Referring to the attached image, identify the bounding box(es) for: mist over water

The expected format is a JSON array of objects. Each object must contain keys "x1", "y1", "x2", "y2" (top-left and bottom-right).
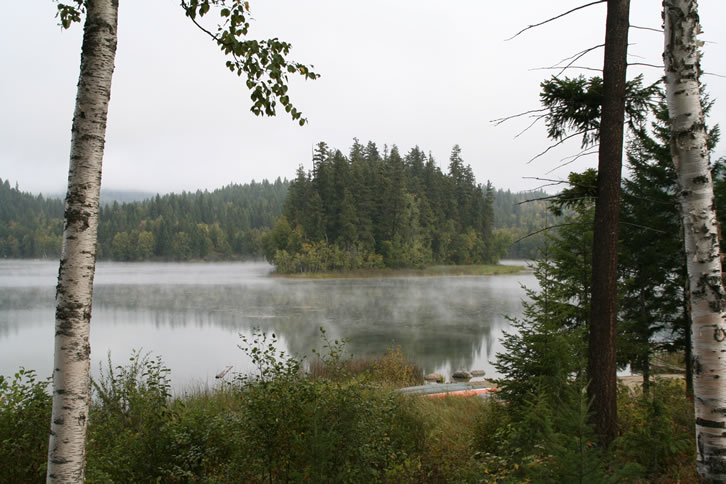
[{"x1": 0, "y1": 260, "x2": 535, "y2": 390}]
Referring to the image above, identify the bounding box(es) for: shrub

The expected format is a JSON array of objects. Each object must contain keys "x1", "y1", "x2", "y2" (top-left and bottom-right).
[
  {"x1": 224, "y1": 330, "x2": 426, "y2": 482},
  {"x1": 86, "y1": 351, "x2": 176, "y2": 482},
  {"x1": 0, "y1": 368, "x2": 51, "y2": 483},
  {"x1": 615, "y1": 378, "x2": 696, "y2": 480}
]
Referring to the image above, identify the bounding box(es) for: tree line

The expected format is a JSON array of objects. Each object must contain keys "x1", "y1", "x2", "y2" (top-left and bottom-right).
[
  {"x1": 261, "y1": 140, "x2": 512, "y2": 273},
  {"x1": 97, "y1": 179, "x2": 289, "y2": 261},
  {"x1": 1, "y1": 171, "x2": 555, "y2": 264},
  {"x1": 0, "y1": 178, "x2": 64, "y2": 258},
  {"x1": 0, "y1": 178, "x2": 289, "y2": 261}
]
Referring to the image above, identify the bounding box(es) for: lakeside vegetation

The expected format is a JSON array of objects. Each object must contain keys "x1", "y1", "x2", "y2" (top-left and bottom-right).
[{"x1": 1, "y1": 335, "x2": 697, "y2": 483}]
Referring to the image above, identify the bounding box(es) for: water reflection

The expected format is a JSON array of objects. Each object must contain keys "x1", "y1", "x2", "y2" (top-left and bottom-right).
[{"x1": 0, "y1": 260, "x2": 534, "y2": 389}]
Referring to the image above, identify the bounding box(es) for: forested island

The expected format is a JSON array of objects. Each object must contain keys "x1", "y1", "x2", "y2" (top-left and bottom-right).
[
  {"x1": 0, "y1": 144, "x2": 550, "y2": 268},
  {"x1": 264, "y1": 141, "x2": 510, "y2": 272}
]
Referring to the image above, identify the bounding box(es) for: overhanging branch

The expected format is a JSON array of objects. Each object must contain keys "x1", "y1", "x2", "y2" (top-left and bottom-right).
[{"x1": 505, "y1": 0, "x2": 607, "y2": 41}]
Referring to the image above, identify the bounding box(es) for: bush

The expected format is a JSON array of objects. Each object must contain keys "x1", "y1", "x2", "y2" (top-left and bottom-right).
[
  {"x1": 0, "y1": 368, "x2": 51, "y2": 483},
  {"x1": 86, "y1": 351, "x2": 177, "y2": 482},
  {"x1": 224, "y1": 330, "x2": 426, "y2": 482},
  {"x1": 615, "y1": 378, "x2": 696, "y2": 480}
]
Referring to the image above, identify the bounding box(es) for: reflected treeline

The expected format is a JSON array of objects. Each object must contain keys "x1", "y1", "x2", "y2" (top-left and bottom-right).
[
  {"x1": 0, "y1": 287, "x2": 54, "y2": 337},
  {"x1": 0, "y1": 259, "x2": 534, "y2": 378},
  {"x1": 90, "y1": 276, "x2": 529, "y2": 374}
]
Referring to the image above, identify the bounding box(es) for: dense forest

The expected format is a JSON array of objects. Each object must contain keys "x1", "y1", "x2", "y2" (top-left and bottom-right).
[
  {"x1": 0, "y1": 178, "x2": 289, "y2": 260},
  {"x1": 0, "y1": 179, "x2": 64, "y2": 258},
  {"x1": 1, "y1": 164, "x2": 551, "y2": 264},
  {"x1": 262, "y1": 140, "x2": 512, "y2": 272},
  {"x1": 97, "y1": 179, "x2": 289, "y2": 261},
  {"x1": 493, "y1": 188, "x2": 552, "y2": 259}
]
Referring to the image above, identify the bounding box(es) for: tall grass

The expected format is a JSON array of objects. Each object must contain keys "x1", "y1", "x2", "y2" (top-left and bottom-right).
[{"x1": 0, "y1": 340, "x2": 697, "y2": 483}]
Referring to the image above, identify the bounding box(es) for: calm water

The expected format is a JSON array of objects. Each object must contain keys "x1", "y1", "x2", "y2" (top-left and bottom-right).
[{"x1": 0, "y1": 260, "x2": 535, "y2": 390}]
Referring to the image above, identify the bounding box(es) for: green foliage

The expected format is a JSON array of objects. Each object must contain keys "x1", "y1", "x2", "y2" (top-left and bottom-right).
[
  {"x1": 54, "y1": 1, "x2": 84, "y2": 29},
  {"x1": 494, "y1": 246, "x2": 588, "y2": 410},
  {"x1": 273, "y1": 141, "x2": 502, "y2": 272},
  {"x1": 1, "y1": 178, "x2": 289, "y2": 261},
  {"x1": 79, "y1": 333, "x2": 428, "y2": 482},
  {"x1": 491, "y1": 228, "x2": 614, "y2": 482},
  {"x1": 86, "y1": 351, "x2": 176, "y2": 482},
  {"x1": 615, "y1": 379, "x2": 695, "y2": 479},
  {"x1": 224, "y1": 330, "x2": 425, "y2": 482},
  {"x1": 548, "y1": 169, "x2": 598, "y2": 217},
  {"x1": 1, "y1": 352, "x2": 697, "y2": 482},
  {"x1": 619, "y1": 90, "x2": 719, "y2": 386},
  {"x1": 0, "y1": 179, "x2": 63, "y2": 258},
  {"x1": 540, "y1": 74, "x2": 658, "y2": 148},
  {"x1": 492, "y1": 187, "x2": 554, "y2": 259},
  {"x1": 308, "y1": 341, "x2": 423, "y2": 388},
  {"x1": 0, "y1": 369, "x2": 52, "y2": 483},
  {"x1": 87, "y1": 350, "x2": 241, "y2": 482},
  {"x1": 181, "y1": 0, "x2": 319, "y2": 125}
]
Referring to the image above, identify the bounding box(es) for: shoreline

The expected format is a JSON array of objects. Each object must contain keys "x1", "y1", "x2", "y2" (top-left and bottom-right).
[{"x1": 269, "y1": 263, "x2": 527, "y2": 280}]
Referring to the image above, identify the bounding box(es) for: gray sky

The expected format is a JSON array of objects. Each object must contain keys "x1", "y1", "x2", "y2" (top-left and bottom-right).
[{"x1": 1, "y1": 0, "x2": 725, "y2": 195}]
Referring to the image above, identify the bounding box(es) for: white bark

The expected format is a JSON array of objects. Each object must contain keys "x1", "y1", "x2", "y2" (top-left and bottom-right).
[
  {"x1": 47, "y1": 1, "x2": 118, "y2": 482},
  {"x1": 664, "y1": 0, "x2": 726, "y2": 480}
]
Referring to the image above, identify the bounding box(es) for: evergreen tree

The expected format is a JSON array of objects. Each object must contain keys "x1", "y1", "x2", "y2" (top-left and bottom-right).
[{"x1": 269, "y1": 141, "x2": 506, "y2": 272}]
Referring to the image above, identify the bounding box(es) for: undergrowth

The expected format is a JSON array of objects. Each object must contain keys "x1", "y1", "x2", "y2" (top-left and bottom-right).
[{"x1": 0, "y1": 337, "x2": 697, "y2": 483}]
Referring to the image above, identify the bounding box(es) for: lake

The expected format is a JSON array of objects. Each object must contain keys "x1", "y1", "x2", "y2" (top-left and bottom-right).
[{"x1": 0, "y1": 260, "x2": 535, "y2": 390}]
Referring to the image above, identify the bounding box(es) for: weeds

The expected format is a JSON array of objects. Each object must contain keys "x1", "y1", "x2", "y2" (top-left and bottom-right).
[
  {"x1": 0, "y1": 368, "x2": 51, "y2": 483},
  {"x1": 0, "y1": 339, "x2": 698, "y2": 483}
]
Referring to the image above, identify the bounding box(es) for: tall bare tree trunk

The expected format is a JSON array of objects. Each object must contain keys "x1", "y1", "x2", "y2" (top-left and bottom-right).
[
  {"x1": 47, "y1": 1, "x2": 118, "y2": 482},
  {"x1": 588, "y1": 0, "x2": 630, "y2": 447},
  {"x1": 664, "y1": 1, "x2": 726, "y2": 480}
]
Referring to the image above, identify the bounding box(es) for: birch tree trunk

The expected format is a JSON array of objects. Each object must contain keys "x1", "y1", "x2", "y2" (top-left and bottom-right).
[
  {"x1": 47, "y1": 1, "x2": 118, "y2": 481},
  {"x1": 663, "y1": 0, "x2": 726, "y2": 480}
]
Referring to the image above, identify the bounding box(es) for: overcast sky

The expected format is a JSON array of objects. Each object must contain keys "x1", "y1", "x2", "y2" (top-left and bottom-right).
[{"x1": 1, "y1": 1, "x2": 725, "y2": 196}]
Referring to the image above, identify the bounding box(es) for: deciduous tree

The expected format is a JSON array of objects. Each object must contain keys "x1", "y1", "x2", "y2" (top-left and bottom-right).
[
  {"x1": 47, "y1": 1, "x2": 317, "y2": 480},
  {"x1": 663, "y1": 0, "x2": 726, "y2": 479}
]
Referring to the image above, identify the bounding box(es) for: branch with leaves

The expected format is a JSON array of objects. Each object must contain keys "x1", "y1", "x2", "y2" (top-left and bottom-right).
[{"x1": 181, "y1": 0, "x2": 319, "y2": 125}]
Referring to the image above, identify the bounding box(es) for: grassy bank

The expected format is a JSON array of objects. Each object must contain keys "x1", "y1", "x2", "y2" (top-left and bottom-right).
[
  {"x1": 1, "y1": 338, "x2": 697, "y2": 483},
  {"x1": 274, "y1": 263, "x2": 525, "y2": 279}
]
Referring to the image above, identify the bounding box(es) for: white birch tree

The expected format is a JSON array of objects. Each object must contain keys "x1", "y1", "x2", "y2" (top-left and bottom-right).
[
  {"x1": 47, "y1": 2, "x2": 117, "y2": 481},
  {"x1": 46, "y1": 1, "x2": 317, "y2": 481},
  {"x1": 663, "y1": 0, "x2": 726, "y2": 480}
]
